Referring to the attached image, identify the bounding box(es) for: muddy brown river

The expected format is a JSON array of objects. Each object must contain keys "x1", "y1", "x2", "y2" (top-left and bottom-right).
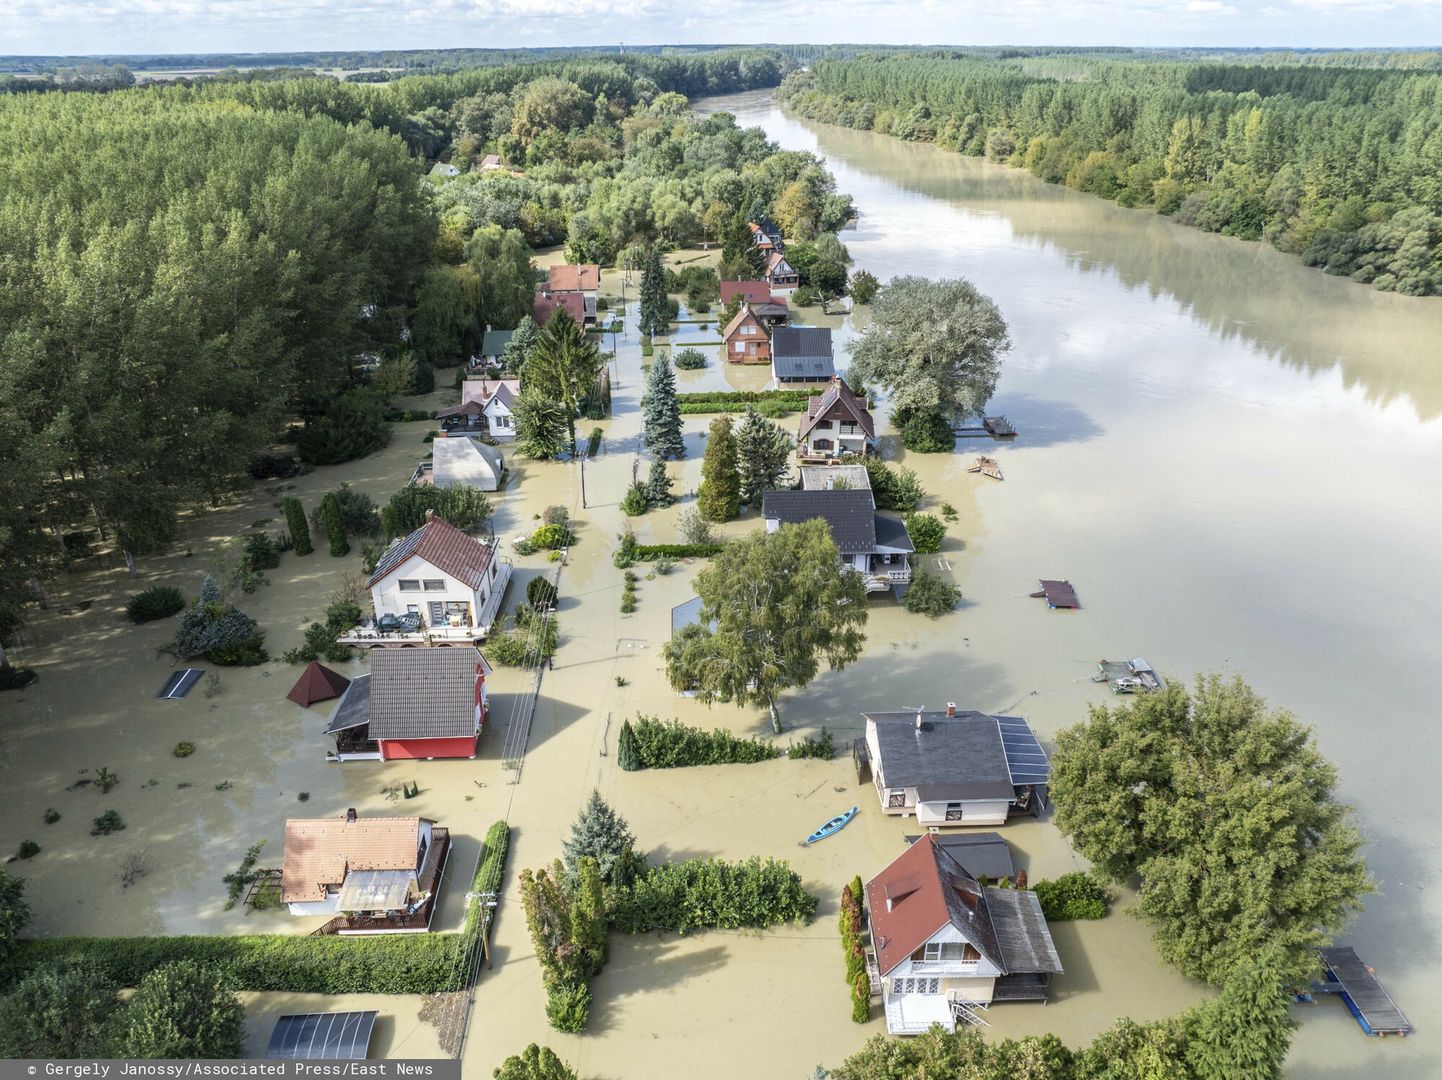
[{"x1": 2, "y1": 90, "x2": 1438, "y2": 1078}]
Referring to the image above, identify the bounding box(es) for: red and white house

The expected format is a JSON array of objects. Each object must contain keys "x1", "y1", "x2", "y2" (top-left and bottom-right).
[{"x1": 324, "y1": 647, "x2": 491, "y2": 762}]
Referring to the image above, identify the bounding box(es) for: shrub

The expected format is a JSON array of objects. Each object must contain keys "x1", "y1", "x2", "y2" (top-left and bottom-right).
[
  {"x1": 125, "y1": 586, "x2": 185, "y2": 624},
  {"x1": 15, "y1": 841, "x2": 39, "y2": 860},
  {"x1": 531, "y1": 524, "x2": 571, "y2": 550},
  {"x1": 320, "y1": 493, "x2": 349, "y2": 557},
  {"x1": 653, "y1": 556, "x2": 674, "y2": 575},
  {"x1": 281, "y1": 622, "x2": 352, "y2": 665},
  {"x1": 851, "y1": 968, "x2": 871, "y2": 1023},
  {"x1": 324, "y1": 598, "x2": 363, "y2": 631},
  {"x1": 676, "y1": 507, "x2": 715, "y2": 546},
  {"x1": 903, "y1": 512, "x2": 946, "y2": 554},
  {"x1": 295, "y1": 389, "x2": 391, "y2": 465},
  {"x1": 0, "y1": 957, "x2": 117, "y2": 1057},
  {"x1": 787, "y1": 728, "x2": 835, "y2": 760},
  {"x1": 619, "y1": 716, "x2": 779, "y2": 769},
  {"x1": 241, "y1": 532, "x2": 281, "y2": 572},
  {"x1": 905, "y1": 566, "x2": 961, "y2": 617},
  {"x1": 543, "y1": 506, "x2": 570, "y2": 527},
  {"x1": 527, "y1": 577, "x2": 558, "y2": 610},
  {"x1": 586, "y1": 427, "x2": 603, "y2": 456},
  {"x1": 0, "y1": 666, "x2": 37, "y2": 692},
  {"x1": 634, "y1": 543, "x2": 724, "y2": 560},
  {"x1": 673, "y1": 348, "x2": 707, "y2": 370},
  {"x1": 247, "y1": 454, "x2": 303, "y2": 480},
  {"x1": 899, "y1": 409, "x2": 955, "y2": 453},
  {"x1": 173, "y1": 577, "x2": 266, "y2": 666},
  {"x1": 610, "y1": 857, "x2": 818, "y2": 934},
  {"x1": 849, "y1": 269, "x2": 879, "y2": 304},
  {"x1": 3, "y1": 934, "x2": 458, "y2": 994},
  {"x1": 282, "y1": 497, "x2": 313, "y2": 556},
  {"x1": 484, "y1": 632, "x2": 530, "y2": 667},
  {"x1": 793, "y1": 284, "x2": 821, "y2": 306},
  {"x1": 90, "y1": 811, "x2": 125, "y2": 837},
  {"x1": 612, "y1": 528, "x2": 638, "y2": 569},
  {"x1": 619, "y1": 594, "x2": 636, "y2": 613},
  {"x1": 1032, "y1": 873, "x2": 1110, "y2": 921},
  {"x1": 43, "y1": 809, "x2": 60, "y2": 825},
  {"x1": 545, "y1": 980, "x2": 591, "y2": 1034},
  {"x1": 172, "y1": 742, "x2": 195, "y2": 758},
  {"x1": 495, "y1": 1044, "x2": 579, "y2": 1080},
  {"x1": 112, "y1": 960, "x2": 245, "y2": 1059},
  {"x1": 862, "y1": 458, "x2": 926, "y2": 512},
  {"x1": 312, "y1": 485, "x2": 381, "y2": 538},
  {"x1": 383, "y1": 484, "x2": 492, "y2": 537},
  {"x1": 462, "y1": 822, "x2": 510, "y2": 942},
  {"x1": 620, "y1": 482, "x2": 648, "y2": 517}
]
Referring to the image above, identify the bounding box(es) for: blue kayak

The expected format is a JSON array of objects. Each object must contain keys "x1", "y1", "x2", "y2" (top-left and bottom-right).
[{"x1": 805, "y1": 806, "x2": 858, "y2": 845}]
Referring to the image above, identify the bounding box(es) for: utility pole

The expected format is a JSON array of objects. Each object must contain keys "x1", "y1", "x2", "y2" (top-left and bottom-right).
[{"x1": 580, "y1": 453, "x2": 587, "y2": 509}]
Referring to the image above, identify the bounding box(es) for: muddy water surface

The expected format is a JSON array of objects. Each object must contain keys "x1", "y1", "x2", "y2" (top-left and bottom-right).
[{"x1": 3, "y1": 92, "x2": 1441, "y2": 1080}]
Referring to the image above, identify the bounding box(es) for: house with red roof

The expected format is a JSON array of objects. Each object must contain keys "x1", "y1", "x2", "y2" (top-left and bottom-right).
[
  {"x1": 533, "y1": 288, "x2": 587, "y2": 326},
  {"x1": 359, "y1": 511, "x2": 511, "y2": 643},
  {"x1": 541, "y1": 264, "x2": 600, "y2": 324},
  {"x1": 722, "y1": 304, "x2": 771, "y2": 363},
  {"x1": 765, "y1": 249, "x2": 800, "y2": 294},
  {"x1": 866, "y1": 833, "x2": 1063, "y2": 1034},
  {"x1": 797, "y1": 376, "x2": 876, "y2": 461}
]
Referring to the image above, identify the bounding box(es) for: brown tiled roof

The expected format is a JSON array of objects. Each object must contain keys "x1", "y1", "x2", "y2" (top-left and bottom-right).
[
  {"x1": 720, "y1": 280, "x2": 773, "y2": 305},
  {"x1": 867, "y1": 833, "x2": 1004, "y2": 976},
  {"x1": 722, "y1": 306, "x2": 766, "y2": 341},
  {"x1": 282, "y1": 815, "x2": 427, "y2": 903},
  {"x1": 799, "y1": 376, "x2": 875, "y2": 440},
  {"x1": 286, "y1": 661, "x2": 350, "y2": 707},
  {"x1": 533, "y1": 288, "x2": 586, "y2": 325},
  {"x1": 368, "y1": 648, "x2": 483, "y2": 741},
  {"x1": 547, "y1": 264, "x2": 600, "y2": 292},
  {"x1": 368, "y1": 516, "x2": 494, "y2": 590}
]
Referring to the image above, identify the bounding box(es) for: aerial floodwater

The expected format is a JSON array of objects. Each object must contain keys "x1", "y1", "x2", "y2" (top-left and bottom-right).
[{"x1": 697, "y1": 90, "x2": 1442, "y2": 1078}]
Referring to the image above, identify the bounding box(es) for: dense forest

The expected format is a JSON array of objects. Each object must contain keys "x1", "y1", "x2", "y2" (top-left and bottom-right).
[
  {"x1": 0, "y1": 49, "x2": 845, "y2": 648},
  {"x1": 778, "y1": 54, "x2": 1442, "y2": 295}
]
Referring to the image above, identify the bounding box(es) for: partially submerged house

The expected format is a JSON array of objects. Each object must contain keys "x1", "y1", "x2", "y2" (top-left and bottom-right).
[
  {"x1": 720, "y1": 281, "x2": 790, "y2": 326},
  {"x1": 797, "y1": 376, "x2": 875, "y2": 461},
  {"x1": 860, "y1": 704, "x2": 1051, "y2": 825},
  {"x1": 324, "y1": 647, "x2": 490, "y2": 761},
  {"x1": 545, "y1": 264, "x2": 600, "y2": 324},
  {"x1": 771, "y1": 326, "x2": 835, "y2": 384},
  {"x1": 867, "y1": 833, "x2": 1062, "y2": 1034},
  {"x1": 722, "y1": 304, "x2": 771, "y2": 363},
  {"x1": 355, "y1": 511, "x2": 511, "y2": 642},
  {"x1": 749, "y1": 219, "x2": 784, "y2": 253},
  {"x1": 765, "y1": 249, "x2": 800, "y2": 294},
  {"x1": 281, "y1": 809, "x2": 450, "y2": 933},
  {"x1": 478, "y1": 154, "x2": 502, "y2": 172},
  {"x1": 761, "y1": 488, "x2": 914, "y2": 596},
  {"x1": 424, "y1": 435, "x2": 505, "y2": 491},
  {"x1": 471, "y1": 328, "x2": 514, "y2": 369},
  {"x1": 436, "y1": 378, "x2": 519, "y2": 442}
]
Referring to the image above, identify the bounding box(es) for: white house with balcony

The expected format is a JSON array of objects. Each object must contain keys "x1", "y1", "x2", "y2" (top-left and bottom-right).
[
  {"x1": 797, "y1": 377, "x2": 876, "y2": 461},
  {"x1": 861, "y1": 704, "x2": 1051, "y2": 826},
  {"x1": 761, "y1": 488, "x2": 914, "y2": 597},
  {"x1": 866, "y1": 833, "x2": 1062, "y2": 1034},
  {"x1": 351, "y1": 511, "x2": 511, "y2": 643}
]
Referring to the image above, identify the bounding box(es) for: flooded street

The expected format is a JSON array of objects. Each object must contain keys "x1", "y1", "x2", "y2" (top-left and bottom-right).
[{"x1": 2, "y1": 88, "x2": 1439, "y2": 1080}]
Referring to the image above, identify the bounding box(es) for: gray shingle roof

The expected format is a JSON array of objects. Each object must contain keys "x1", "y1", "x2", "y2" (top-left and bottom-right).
[
  {"x1": 873, "y1": 514, "x2": 915, "y2": 554},
  {"x1": 325, "y1": 674, "x2": 372, "y2": 735},
  {"x1": 762, "y1": 489, "x2": 877, "y2": 553},
  {"x1": 985, "y1": 887, "x2": 1064, "y2": 974},
  {"x1": 866, "y1": 710, "x2": 1017, "y2": 798},
  {"x1": 480, "y1": 329, "x2": 513, "y2": 357},
  {"x1": 771, "y1": 327, "x2": 835, "y2": 380},
  {"x1": 367, "y1": 648, "x2": 481, "y2": 741},
  {"x1": 903, "y1": 832, "x2": 1017, "y2": 882}
]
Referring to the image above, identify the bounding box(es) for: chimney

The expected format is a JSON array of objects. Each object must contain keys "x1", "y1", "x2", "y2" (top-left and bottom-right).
[
  {"x1": 424, "y1": 509, "x2": 435, "y2": 523},
  {"x1": 946, "y1": 702, "x2": 956, "y2": 717},
  {"x1": 345, "y1": 808, "x2": 358, "y2": 824}
]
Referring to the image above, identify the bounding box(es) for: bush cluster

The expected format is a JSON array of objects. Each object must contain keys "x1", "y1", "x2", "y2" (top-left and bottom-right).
[
  {"x1": 1031, "y1": 873, "x2": 1110, "y2": 922},
  {"x1": 295, "y1": 389, "x2": 391, "y2": 465},
  {"x1": 383, "y1": 484, "x2": 493, "y2": 537},
  {"x1": 903, "y1": 512, "x2": 946, "y2": 553},
  {"x1": 672, "y1": 348, "x2": 707, "y2": 370},
  {"x1": 862, "y1": 457, "x2": 926, "y2": 512},
  {"x1": 840, "y1": 876, "x2": 869, "y2": 1023},
  {"x1": 3, "y1": 934, "x2": 458, "y2": 994},
  {"x1": 904, "y1": 566, "x2": 961, "y2": 617},
  {"x1": 787, "y1": 728, "x2": 835, "y2": 760},
  {"x1": 632, "y1": 542, "x2": 724, "y2": 560},
  {"x1": 282, "y1": 497, "x2": 313, "y2": 556},
  {"x1": 610, "y1": 857, "x2": 818, "y2": 935},
  {"x1": 616, "y1": 716, "x2": 779, "y2": 771},
  {"x1": 125, "y1": 586, "x2": 185, "y2": 625}
]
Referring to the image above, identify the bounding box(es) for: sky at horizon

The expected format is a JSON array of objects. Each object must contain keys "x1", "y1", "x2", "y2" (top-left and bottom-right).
[{"x1": 1, "y1": 0, "x2": 1439, "y2": 59}]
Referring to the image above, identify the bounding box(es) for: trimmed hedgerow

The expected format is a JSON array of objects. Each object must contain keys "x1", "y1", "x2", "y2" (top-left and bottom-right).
[
  {"x1": 2, "y1": 933, "x2": 457, "y2": 993},
  {"x1": 610, "y1": 857, "x2": 817, "y2": 935},
  {"x1": 125, "y1": 586, "x2": 186, "y2": 624},
  {"x1": 618, "y1": 716, "x2": 779, "y2": 770},
  {"x1": 632, "y1": 543, "x2": 724, "y2": 561},
  {"x1": 462, "y1": 821, "x2": 511, "y2": 943}
]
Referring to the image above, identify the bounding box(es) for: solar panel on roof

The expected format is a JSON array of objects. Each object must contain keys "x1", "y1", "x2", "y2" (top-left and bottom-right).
[
  {"x1": 996, "y1": 716, "x2": 1051, "y2": 784},
  {"x1": 265, "y1": 1011, "x2": 378, "y2": 1060}
]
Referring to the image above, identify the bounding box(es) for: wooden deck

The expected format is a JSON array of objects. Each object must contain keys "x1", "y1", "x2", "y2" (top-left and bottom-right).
[
  {"x1": 1315, "y1": 947, "x2": 1412, "y2": 1036},
  {"x1": 968, "y1": 456, "x2": 1004, "y2": 480}
]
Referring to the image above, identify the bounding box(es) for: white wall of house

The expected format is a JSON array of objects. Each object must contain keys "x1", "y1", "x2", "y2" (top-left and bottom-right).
[
  {"x1": 879, "y1": 924, "x2": 1003, "y2": 1021},
  {"x1": 370, "y1": 554, "x2": 500, "y2": 629},
  {"x1": 916, "y1": 798, "x2": 1012, "y2": 827},
  {"x1": 484, "y1": 398, "x2": 515, "y2": 440},
  {"x1": 288, "y1": 893, "x2": 341, "y2": 917}
]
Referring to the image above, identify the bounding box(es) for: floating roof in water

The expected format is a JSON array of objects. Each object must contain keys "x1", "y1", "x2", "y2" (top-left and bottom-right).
[{"x1": 1035, "y1": 580, "x2": 1079, "y2": 609}]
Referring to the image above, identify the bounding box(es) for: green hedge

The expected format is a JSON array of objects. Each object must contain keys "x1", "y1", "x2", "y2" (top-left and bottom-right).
[
  {"x1": 610, "y1": 857, "x2": 817, "y2": 935},
  {"x1": 1031, "y1": 873, "x2": 1109, "y2": 921},
  {"x1": 618, "y1": 716, "x2": 779, "y2": 770},
  {"x1": 4, "y1": 933, "x2": 457, "y2": 993},
  {"x1": 463, "y1": 821, "x2": 511, "y2": 942},
  {"x1": 633, "y1": 543, "x2": 724, "y2": 560},
  {"x1": 677, "y1": 390, "x2": 810, "y2": 405}
]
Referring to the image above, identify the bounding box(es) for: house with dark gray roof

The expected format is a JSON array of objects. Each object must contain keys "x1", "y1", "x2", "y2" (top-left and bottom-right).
[
  {"x1": 862, "y1": 703, "x2": 1051, "y2": 827},
  {"x1": 867, "y1": 833, "x2": 1062, "y2": 1034},
  {"x1": 324, "y1": 647, "x2": 490, "y2": 762},
  {"x1": 761, "y1": 488, "x2": 915, "y2": 597},
  {"x1": 771, "y1": 326, "x2": 835, "y2": 383}
]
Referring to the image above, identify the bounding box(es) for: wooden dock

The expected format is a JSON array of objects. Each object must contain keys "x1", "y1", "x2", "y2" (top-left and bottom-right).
[
  {"x1": 1314, "y1": 947, "x2": 1412, "y2": 1037},
  {"x1": 968, "y1": 456, "x2": 1003, "y2": 480},
  {"x1": 983, "y1": 416, "x2": 1017, "y2": 439},
  {"x1": 1031, "y1": 580, "x2": 1079, "y2": 609}
]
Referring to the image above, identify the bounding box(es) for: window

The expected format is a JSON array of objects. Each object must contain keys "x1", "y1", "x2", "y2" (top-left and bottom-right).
[
  {"x1": 887, "y1": 789, "x2": 906, "y2": 808},
  {"x1": 815, "y1": 419, "x2": 832, "y2": 429},
  {"x1": 892, "y1": 977, "x2": 940, "y2": 995},
  {"x1": 423, "y1": 580, "x2": 446, "y2": 591},
  {"x1": 733, "y1": 341, "x2": 744, "y2": 353},
  {"x1": 398, "y1": 579, "x2": 420, "y2": 592},
  {"x1": 923, "y1": 941, "x2": 943, "y2": 961}
]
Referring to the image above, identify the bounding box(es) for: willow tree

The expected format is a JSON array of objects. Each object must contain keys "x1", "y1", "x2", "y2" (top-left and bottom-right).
[
  {"x1": 1050, "y1": 674, "x2": 1373, "y2": 986},
  {"x1": 663, "y1": 519, "x2": 868, "y2": 732}
]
